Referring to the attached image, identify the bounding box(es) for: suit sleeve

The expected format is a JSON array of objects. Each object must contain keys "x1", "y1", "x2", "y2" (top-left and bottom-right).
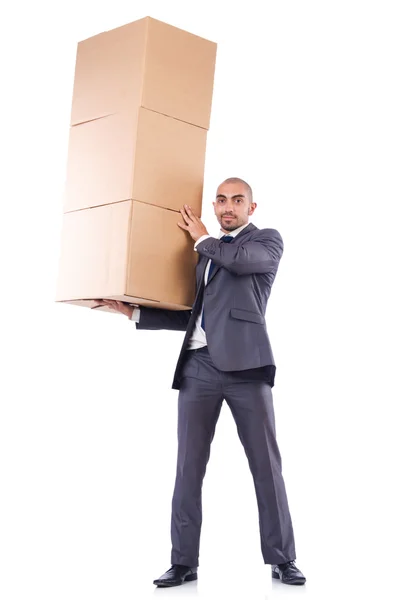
[
  {"x1": 194, "y1": 228, "x2": 284, "y2": 275},
  {"x1": 135, "y1": 306, "x2": 192, "y2": 331}
]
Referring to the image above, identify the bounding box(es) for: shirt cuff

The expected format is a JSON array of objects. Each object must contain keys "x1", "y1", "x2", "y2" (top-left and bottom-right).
[
  {"x1": 194, "y1": 234, "x2": 212, "y2": 251},
  {"x1": 129, "y1": 307, "x2": 140, "y2": 322}
]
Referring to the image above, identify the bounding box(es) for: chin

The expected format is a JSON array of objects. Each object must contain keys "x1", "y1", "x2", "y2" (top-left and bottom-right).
[{"x1": 222, "y1": 222, "x2": 239, "y2": 231}]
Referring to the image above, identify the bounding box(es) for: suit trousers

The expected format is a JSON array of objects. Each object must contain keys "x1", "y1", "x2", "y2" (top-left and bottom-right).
[{"x1": 170, "y1": 346, "x2": 296, "y2": 567}]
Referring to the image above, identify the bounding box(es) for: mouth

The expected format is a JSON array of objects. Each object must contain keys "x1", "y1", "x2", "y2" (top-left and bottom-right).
[{"x1": 222, "y1": 216, "x2": 235, "y2": 220}]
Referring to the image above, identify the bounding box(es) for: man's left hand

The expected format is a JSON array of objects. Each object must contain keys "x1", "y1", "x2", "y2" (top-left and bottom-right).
[
  {"x1": 178, "y1": 204, "x2": 209, "y2": 242},
  {"x1": 92, "y1": 299, "x2": 136, "y2": 318}
]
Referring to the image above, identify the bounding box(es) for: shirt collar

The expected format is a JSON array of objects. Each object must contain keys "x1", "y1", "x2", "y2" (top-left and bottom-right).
[{"x1": 217, "y1": 222, "x2": 250, "y2": 239}]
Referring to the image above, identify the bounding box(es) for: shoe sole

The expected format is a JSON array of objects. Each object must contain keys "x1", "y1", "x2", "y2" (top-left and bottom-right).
[
  {"x1": 154, "y1": 573, "x2": 198, "y2": 587},
  {"x1": 272, "y1": 572, "x2": 306, "y2": 585}
]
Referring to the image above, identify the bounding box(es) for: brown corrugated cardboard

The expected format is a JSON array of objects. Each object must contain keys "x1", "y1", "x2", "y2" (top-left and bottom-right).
[
  {"x1": 56, "y1": 16, "x2": 216, "y2": 314},
  {"x1": 71, "y1": 17, "x2": 217, "y2": 130},
  {"x1": 63, "y1": 107, "x2": 207, "y2": 214},
  {"x1": 55, "y1": 200, "x2": 198, "y2": 310}
]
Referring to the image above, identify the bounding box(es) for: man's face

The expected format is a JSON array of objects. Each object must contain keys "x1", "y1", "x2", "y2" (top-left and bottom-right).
[{"x1": 213, "y1": 182, "x2": 257, "y2": 232}]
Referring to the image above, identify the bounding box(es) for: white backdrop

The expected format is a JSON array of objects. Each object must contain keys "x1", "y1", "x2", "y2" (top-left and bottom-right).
[{"x1": 1, "y1": 1, "x2": 396, "y2": 599}]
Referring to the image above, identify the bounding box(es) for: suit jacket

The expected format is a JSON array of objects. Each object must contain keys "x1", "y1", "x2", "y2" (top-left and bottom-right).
[{"x1": 136, "y1": 222, "x2": 284, "y2": 390}]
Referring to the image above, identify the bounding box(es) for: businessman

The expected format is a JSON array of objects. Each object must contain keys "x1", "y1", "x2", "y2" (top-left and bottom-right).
[{"x1": 96, "y1": 178, "x2": 306, "y2": 586}]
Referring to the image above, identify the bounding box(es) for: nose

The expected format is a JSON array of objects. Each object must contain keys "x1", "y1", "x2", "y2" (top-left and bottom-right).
[{"x1": 223, "y1": 199, "x2": 235, "y2": 212}]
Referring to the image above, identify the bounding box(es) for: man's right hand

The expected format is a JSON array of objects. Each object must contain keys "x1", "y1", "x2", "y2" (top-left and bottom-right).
[{"x1": 92, "y1": 299, "x2": 138, "y2": 319}]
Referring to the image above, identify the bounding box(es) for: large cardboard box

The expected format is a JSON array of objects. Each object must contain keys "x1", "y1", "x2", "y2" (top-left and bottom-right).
[
  {"x1": 55, "y1": 201, "x2": 198, "y2": 311},
  {"x1": 56, "y1": 17, "x2": 216, "y2": 312},
  {"x1": 71, "y1": 16, "x2": 217, "y2": 130},
  {"x1": 63, "y1": 107, "x2": 207, "y2": 213}
]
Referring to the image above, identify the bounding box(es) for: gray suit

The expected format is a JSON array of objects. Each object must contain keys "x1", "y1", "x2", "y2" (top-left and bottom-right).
[{"x1": 136, "y1": 223, "x2": 296, "y2": 566}]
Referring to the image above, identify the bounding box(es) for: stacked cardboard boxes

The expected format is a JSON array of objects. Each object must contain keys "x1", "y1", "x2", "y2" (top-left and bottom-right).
[{"x1": 55, "y1": 17, "x2": 217, "y2": 312}]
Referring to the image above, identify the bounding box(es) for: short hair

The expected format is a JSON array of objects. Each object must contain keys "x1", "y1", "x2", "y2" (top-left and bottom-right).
[{"x1": 219, "y1": 177, "x2": 253, "y2": 203}]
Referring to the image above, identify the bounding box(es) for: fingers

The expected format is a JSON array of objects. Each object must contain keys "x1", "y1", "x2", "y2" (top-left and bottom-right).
[
  {"x1": 179, "y1": 205, "x2": 200, "y2": 236},
  {"x1": 100, "y1": 299, "x2": 120, "y2": 310},
  {"x1": 92, "y1": 299, "x2": 131, "y2": 317},
  {"x1": 91, "y1": 299, "x2": 107, "y2": 309},
  {"x1": 180, "y1": 205, "x2": 191, "y2": 224},
  {"x1": 181, "y1": 204, "x2": 198, "y2": 222}
]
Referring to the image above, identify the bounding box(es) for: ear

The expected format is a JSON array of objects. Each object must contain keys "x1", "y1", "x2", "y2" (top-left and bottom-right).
[
  {"x1": 248, "y1": 202, "x2": 257, "y2": 216},
  {"x1": 212, "y1": 201, "x2": 216, "y2": 213}
]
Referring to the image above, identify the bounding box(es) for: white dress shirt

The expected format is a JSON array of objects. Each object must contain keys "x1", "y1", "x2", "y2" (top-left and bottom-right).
[{"x1": 130, "y1": 222, "x2": 250, "y2": 351}]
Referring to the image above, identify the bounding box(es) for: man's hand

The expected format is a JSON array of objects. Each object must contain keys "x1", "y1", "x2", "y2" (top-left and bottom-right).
[
  {"x1": 177, "y1": 204, "x2": 209, "y2": 242},
  {"x1": 92, "y1": 299, "x2": 137, "y2": 319}
]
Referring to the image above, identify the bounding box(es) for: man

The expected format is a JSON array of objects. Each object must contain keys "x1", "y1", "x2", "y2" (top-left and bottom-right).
[{"x1": 96, "y1": 178, "x2": 306, "y2": 586}]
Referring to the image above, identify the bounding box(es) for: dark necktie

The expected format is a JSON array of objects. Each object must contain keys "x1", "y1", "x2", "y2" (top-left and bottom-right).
[{"x1": 201, "y1": 235, "x2": 233, "y2": 331}]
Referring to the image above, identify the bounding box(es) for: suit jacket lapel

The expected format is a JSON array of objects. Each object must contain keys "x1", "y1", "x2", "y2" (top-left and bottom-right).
[
  {"x1": 207, "y1": 261, "x2": 220, "y2": 285},
  {"x1": 192, "y1": 256, "x2": 210, "y2": 314},
  {"x1": 196, "y1": 255, "x2": 209, "y2": 288}
]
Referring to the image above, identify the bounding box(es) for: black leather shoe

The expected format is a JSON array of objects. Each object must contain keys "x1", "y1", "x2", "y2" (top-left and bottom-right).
[
  {"x1": 272, "y1": 560, "x2": 306, "y2": 585},
  {"x1": 153, "y1": 564, "x2": 198, "y2": 587}
]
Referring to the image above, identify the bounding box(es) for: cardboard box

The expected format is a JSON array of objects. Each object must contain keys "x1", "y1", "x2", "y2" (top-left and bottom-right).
[
  {"x1": 63, "y1": 107, "x2": 207, "y2": 213},
  {"x1": 71, "y1": 16, "x2": 217, "y2": 130},
  {"x1": 55, "y1": 200, "x2": 198, "y2": 310},
  {"x1": 56, "y1": 17, "x2": 216, "y2": 313}
]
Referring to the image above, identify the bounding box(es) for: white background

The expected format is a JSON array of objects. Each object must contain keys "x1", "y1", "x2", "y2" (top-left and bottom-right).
[{"x1": 1, "y1": 1, "x2": 396, "y2": 599}]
